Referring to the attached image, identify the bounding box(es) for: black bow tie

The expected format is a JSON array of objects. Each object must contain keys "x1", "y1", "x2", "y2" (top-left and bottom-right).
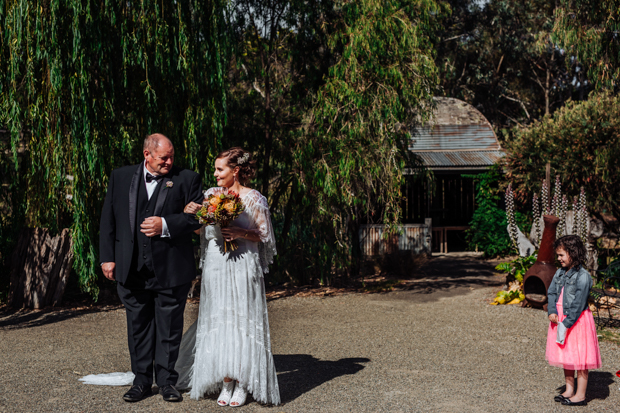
[{"x1": 145, "y1": 173, "x2": 164, "y2": 183}]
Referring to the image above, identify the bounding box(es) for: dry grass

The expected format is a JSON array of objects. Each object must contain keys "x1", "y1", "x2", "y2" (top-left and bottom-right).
[{"x1": 597, "y1": 327, "x2": 620, "y2": 346}]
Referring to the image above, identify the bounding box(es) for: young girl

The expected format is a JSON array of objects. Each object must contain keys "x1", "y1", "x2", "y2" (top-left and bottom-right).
[{"x1": 546, "y1": 235, "x2": 601, "y2": 406}]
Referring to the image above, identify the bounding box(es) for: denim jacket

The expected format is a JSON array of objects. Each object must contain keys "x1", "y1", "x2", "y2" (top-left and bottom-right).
[{"x1": 547, "y1": 265, "x2": 592, "y2": 329}]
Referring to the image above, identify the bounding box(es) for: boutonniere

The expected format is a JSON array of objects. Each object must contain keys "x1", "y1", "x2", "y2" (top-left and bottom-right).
[{"x1": 165, "y1": 181, "x2": 174, "y2": 189}]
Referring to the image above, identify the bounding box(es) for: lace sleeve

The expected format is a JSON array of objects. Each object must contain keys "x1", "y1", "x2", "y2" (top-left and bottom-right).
[{"x1": 245, "y1": 191, "x2": 277, "y2": 273}]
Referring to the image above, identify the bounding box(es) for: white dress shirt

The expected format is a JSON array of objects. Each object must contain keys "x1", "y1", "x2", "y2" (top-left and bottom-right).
[{"x1": 143, "y1": 162, "x2": 170, "y2": 238}]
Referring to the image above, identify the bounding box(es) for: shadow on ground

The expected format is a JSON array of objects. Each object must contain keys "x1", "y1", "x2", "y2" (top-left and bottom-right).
[
  {"x1": 587, "y1": 371, "x2": 616, "y2": 401},
  {"x1": 416, "y1": 256, "x2": 502, "y2": 279},
  {"x1": 274, "y1": 354, "x2": 370, "y2": 403},
  {"x1": 368, "y1": 256, "x2": 505, "y2": 304},
  {"x1": 0, "y1": 304, "x2": 122, "y2": 330},
  {"x1": 554, "y1": 371, "x2": 616, "y2": 402}
]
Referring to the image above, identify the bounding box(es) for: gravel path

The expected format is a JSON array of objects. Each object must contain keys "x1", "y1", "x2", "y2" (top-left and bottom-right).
[{"x1": 1, "y1": 256, "x2": 619, "y2": 412}]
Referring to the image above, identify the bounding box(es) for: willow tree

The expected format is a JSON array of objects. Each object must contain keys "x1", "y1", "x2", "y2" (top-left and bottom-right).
[
  {"x1": 223, "y1": 0, "x2": 443, "y2": 285},
  {"x1": 552, "y1": 0, "x2": 620, "y2": 90},
  {"x1": 0, "y1": 0, "x2": 228, "y2": 298},
  {"x1": 286, "y1": 0, "x2": 443, "y2": 282},
  {"x1": 274, "y1": 0, "x2": 442, "y2": 282}
]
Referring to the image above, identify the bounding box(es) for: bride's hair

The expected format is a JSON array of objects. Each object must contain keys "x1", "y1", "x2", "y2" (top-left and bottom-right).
[{"x1": 217, "y1": 147, "x2": 256, "y2": 185}]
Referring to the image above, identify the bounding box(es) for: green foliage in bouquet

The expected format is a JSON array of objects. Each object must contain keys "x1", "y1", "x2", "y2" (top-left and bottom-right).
[
  {"x1": 503, "y1": 93, "x2": 620, "y2": 218},
  {"x1": 465, "y1": 165, "x2": 531, "y2": 257},
  {"x1": 196, "y1": 192, "x2": 245, "y2": 226},
  {"x1": 196, "y1": 192, "x2": 245, "y2": 252}
]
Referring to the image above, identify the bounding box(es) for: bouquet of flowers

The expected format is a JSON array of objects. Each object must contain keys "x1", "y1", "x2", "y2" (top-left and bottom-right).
[{"x1": 196, "y1": 191, "x2": 245, "y2": 252}]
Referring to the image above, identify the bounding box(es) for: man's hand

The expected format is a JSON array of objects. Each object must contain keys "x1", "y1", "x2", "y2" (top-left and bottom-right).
[
  {"x1": 549, "y1": 314, "x2": 559, "y2": 324},
  {"x1": 102, "y1": 262, "x2": 116, "y2": 281},
  {"x1": 184, "y1": 201, "x2": 202, "y2": 214},
  {"x1": 141, "y1": 216, "x2": 163, "y2": 237}
]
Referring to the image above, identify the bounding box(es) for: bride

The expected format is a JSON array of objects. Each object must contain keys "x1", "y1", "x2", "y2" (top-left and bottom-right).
[
  {"x1": 81, "y1": 147, "x2": 280, "y2": 407},
  {"x1": 184, "y1": 147, "x2": 280, "y2": 407}
]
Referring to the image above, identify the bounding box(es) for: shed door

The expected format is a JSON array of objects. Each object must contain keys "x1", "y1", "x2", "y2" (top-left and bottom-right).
[{"x1": 402, "y1": 173, "x2": 477, "y2": 227}]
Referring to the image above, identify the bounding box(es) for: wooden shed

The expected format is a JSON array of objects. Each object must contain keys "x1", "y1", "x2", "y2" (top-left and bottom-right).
[
  {"x1": 403, "y1": 97, "x2": 504, "y2": 253},
  {"x1": 359, "y1": 97, "x2": 504, "y2": 258}
]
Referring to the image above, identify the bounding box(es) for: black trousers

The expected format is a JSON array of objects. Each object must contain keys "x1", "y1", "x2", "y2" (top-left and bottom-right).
[{"x1": 117, "y1": 267, "x2": 191, "y2": 387}]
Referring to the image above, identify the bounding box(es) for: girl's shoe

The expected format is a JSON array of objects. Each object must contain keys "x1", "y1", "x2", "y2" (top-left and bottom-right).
[
  {"x1": 230, "y1": 382, "x2": 248, "y2": 407},
  {"x1": 217, "y1": 380, "x2": 235, "y2": 406},
  {"x1": 561, "y1": 397, "x2": 587, "y2": 406},
  {"x1": 554, "y1": 395, "x2": 567, "y2": 402}
]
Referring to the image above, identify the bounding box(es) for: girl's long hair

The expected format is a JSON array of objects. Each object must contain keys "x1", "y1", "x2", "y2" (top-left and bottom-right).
[{"x1": 554, "y1": 235, "x2": 587, "y2": 267}]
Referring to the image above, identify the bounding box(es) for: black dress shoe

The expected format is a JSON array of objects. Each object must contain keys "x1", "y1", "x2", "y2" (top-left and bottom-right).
[
  {"x1": 561, "y1": 397, "x2": 587, "y2": 406},
  {"x1": 123, "y1": 385, "x2": 152, "y2": 402},
  {"x1": 160, "y1": 385, "x2": 183, "y2": 402},
  {"x1": 554, "y1": 395, "x2": 567, "y2": 402}
]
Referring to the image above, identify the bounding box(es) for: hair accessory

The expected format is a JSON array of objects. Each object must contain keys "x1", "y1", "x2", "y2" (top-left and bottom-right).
[{"x1": 237, "y1": 152, "x2": 250, "y2": 165}]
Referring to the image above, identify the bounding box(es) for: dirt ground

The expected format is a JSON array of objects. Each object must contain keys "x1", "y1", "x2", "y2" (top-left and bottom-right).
[{"x1": 1, "y1": 256, "x2": 619, "y2": 412}]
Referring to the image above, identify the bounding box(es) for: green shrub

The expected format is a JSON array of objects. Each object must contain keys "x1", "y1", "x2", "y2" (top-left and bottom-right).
[
  {"x1": 503, "y1": 93, "x2": 620, "y2": 216},
  {"x1": 466, "y1": 165, "x2": 531, "y2": 257},
  {"x1": 495, "y1": 254, "x2": 537, "y2": 283}
]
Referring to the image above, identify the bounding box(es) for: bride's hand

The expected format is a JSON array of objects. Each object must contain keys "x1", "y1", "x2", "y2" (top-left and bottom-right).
[
  {"x1": 184, "y1": 201, "x2": 202, "y2": 214},
  {"x1": 220, "y1": 226, "x2": 245, "y2": 242}
]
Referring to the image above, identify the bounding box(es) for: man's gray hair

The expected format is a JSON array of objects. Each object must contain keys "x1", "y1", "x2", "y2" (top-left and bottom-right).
[{"x1": 143, "y1": 133, "x2": 172, "y2": 152}]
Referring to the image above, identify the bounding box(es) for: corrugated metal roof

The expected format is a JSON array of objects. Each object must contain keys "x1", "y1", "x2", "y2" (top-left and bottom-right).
[
  {"x1": 410, "y1": 125, "x2": 500, "y2": 151},
  {"x1": 418, "y1": 150, "x2": 505, "y2": 169},
  {"x1": 428, "y1": 97, "x2": 490, "y2": 126},
  {"x1": 408, "y1": 97, "x2": 504, "y2": 169}
]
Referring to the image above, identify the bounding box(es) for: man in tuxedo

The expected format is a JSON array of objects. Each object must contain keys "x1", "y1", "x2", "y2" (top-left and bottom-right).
[{"x1": 99, "y1": 133, "x2": 203, "y2": 402}]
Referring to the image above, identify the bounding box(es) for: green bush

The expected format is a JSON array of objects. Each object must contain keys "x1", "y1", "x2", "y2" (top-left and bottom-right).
[
  {"x1": 503, "y1": 93, "x2": 620, "y2": 216},
  {"x1": 495, "y1": 254, "x2": 537, "y2": 283},
  {"x1": 466, "y1": 165, "x2": 531, "y2": 257}
]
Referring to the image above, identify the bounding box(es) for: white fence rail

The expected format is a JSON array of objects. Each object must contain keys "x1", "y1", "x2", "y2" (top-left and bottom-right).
[{"x1": 359, "y1": 219, "x2": 432, "y2": 256}]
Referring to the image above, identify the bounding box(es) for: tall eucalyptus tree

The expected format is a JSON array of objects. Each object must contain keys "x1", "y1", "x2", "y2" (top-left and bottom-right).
[{"x1": 552, "y1": 0, "x2": 620, "y2": 91}]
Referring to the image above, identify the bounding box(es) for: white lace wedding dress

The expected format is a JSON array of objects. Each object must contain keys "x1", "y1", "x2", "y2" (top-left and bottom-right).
[{"x1": 81, "y1": 188, "x2": 280, "y2": 405}]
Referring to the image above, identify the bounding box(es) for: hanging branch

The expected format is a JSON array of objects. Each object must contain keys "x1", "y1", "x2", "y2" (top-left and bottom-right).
[{"x1": 0, "y1": 0, "x2": 229, "y2": 298}]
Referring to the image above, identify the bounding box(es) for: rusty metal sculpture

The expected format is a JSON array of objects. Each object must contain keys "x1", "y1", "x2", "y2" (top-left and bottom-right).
[{"x1": 522, "y1": 215, "x2": 560, "y2": 309}]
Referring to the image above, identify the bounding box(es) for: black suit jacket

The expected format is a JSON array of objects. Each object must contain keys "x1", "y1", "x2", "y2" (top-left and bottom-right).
[{"x1": 99, "y1": 163, "x2": 203, "y2": 288}]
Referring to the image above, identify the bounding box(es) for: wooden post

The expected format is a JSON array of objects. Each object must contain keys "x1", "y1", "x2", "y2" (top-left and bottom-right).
[{"x1": 424, "y1": 218, "x2": 432, "y2": 257}]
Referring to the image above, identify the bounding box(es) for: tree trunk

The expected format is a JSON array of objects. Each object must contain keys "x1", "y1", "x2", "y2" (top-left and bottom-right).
[
  {"x1": 8, "y1": 228, "x2": 74, "y2": 309},
  {"x1": 545, "y1": 67, "x2": 550, "y2": 116},
  {"x1": 262, "y1": 69, "x2": 273, "y2": 198}
]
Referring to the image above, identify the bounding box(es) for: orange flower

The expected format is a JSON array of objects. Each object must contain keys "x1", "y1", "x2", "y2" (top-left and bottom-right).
[
  {"x1": 209, "y1": 196, "x2": 220, "y2": 207},
  {"x1": 208, "y1": 205, "x2": 217, "y2": 213},
  {"x1": 223, "y1": 199, "x2": 235, "y2": 213}
]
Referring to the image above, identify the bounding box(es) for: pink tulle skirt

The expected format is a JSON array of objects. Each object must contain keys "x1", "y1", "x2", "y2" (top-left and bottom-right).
[{"x1": 546, "y1": 288, "x2": 601, "y2": 370}]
